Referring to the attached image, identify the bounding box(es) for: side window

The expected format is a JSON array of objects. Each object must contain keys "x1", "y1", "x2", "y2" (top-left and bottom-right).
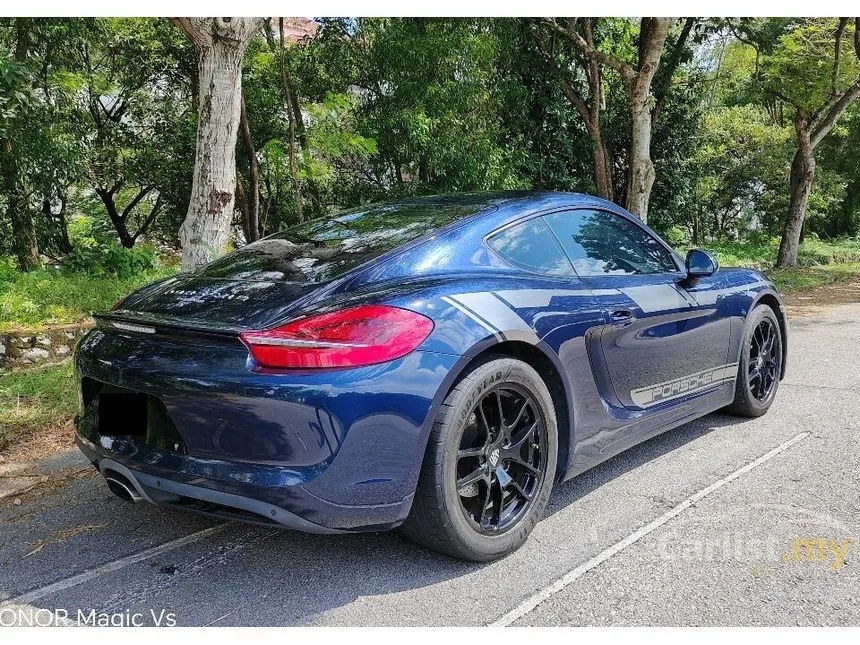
[
  {"x1": 487, "y1": 217, "x2": 572, "y2": 276},
  {"x1": 543, "y1": 209, "x2": 678, "y2": 276}
]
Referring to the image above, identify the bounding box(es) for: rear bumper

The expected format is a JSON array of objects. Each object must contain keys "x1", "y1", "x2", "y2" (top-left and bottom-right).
[
  {"x1": 74, "y1": 327, "x2": 459, "y2": 531},
  {"x1": 82, "y1": 450, "x2": 349, "y2": 533},
  {"x1": 76, "y1": 434, "x2": 417, "y2": 532}
]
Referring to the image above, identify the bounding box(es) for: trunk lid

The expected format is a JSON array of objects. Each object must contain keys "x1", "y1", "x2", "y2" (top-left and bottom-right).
[{"x1": 108, "y1": 274, "x2": 319, "y2": 333}]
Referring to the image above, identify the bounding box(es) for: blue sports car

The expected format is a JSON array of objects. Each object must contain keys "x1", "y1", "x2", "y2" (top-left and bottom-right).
[{"x1": 75, "y1": 192, "x2": 786, "y2": 561}]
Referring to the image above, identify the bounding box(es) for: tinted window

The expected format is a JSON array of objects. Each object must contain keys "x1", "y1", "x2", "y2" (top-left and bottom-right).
[
  {"x1": 487, "y1": 218, "x2": 571, "y2": 276},
  {"x1": 196, "y1": 195, "x2": 498, "y2": 283},
  {"x1": 543, "y1": 209, "x2": 678, "y2": 276}
]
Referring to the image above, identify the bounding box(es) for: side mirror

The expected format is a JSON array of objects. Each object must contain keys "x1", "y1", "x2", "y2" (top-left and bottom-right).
[{"x1": 685, "y1": 249, "x2": 719, "y2": 279}]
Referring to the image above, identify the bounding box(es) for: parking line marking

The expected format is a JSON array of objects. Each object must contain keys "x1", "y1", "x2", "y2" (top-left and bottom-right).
[
  {"x1": 0, "y1": 524, "x2": 231, "y2": 607},
  {"x1": 490, "y1": 431, "x2": 810, "y2": 627}
]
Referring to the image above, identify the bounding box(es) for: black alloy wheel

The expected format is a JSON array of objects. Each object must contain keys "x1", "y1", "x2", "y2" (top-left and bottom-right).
[
  {"x1": 727, "y1": 304, "x2": 783, "y2": 417},
  {"x1": 400, "y1": 356, "x2": 557, "y2": 561},
  {"x1": 455, "y1": 386, "x2": 545, "y2": 534},
  {"x1": 748, "y1": 317, "x2": 780, "y2": 402}
]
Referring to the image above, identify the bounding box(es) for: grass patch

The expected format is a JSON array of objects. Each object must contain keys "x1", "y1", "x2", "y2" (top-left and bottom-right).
[
  {"x1": 0, "y1": 264, "x2": 177, "y2": 332},
  {"x1": 764, "y1": 262, "x2": 860, "y2": 293},
  {"x1": 686, "y1": 237, "x2": 860, "y2": 294},
  {"x1": 704, "y1": 236, "x2": 860, "y2": 271},
  {"x1": 0, "y1": 360, "x2": 77, "y2": 451}
]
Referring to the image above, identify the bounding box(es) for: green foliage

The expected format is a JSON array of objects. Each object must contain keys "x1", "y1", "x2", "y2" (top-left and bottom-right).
[
  {"x1": 0, "y1": 56, "x2": 33, "y2": 136},
  {"x1": 491, "y1": 18, "x2": 594, "y2": 194},
  {"x1": 301, "y1": 18, "x2": 531, "y2": 202},
  {"x1": 762, "y1": 19, "x2": 860, "y2": 111},
  {"x1": 692, "y1": 104, "x2": 792, "y2": 237},
  {"x1": 675, "y1": 235, "x2": 860, "y2": 294},
  {"x1": 76, "y1": 18, "x2": 195, "y2": 241},
  {"x1": 0, "y1": 16, "x2": 859, "y2": 297},
  {"x1": 704, "y1": 235, "x2": 860, "y2": 269},
  {"x1": 765, "y1": 262, "x2": 860, "y2": 292},
  {"x1": 63, "y1": 215, "x2": 157, "y2": 277},
  {"x1": 307, "y1": 93, "x2": 378, "y2": 162},
  {"x1": 0, "y1": 253, "x2": 176, "y2": 330},
  {"x1": 663, "y1": 225, "x2": 691, "y2": 249},
  {"x1": 689, "y1": 19, "x2": 860, "y2": 243},
  {"x1": 815, "y1": 99, "x2": 860, "y2": 237}
]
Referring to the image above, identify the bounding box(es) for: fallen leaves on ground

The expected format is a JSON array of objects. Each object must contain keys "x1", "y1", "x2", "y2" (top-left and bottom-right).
[
  {"x1": 0, "y1": 464, "x2": 95, "y2": 508},
  {"x1": 782, "y1": 275, "x2": 860, "y2": 317},
  {"x1": 25, "y1": 523, "x2": 106, "y2": 557}
]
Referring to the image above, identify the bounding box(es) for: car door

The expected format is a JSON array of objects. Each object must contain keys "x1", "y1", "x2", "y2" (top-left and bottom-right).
[{"x1": 542, "y1": 208, "x2": 732, "y2": 411}]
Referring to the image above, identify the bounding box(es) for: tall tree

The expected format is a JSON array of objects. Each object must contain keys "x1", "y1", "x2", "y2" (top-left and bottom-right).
[
  {"x1": 171, "y1": 17, "x2": 262, "y2": 271},
  {"x1": 277, "y1": 17, "x2": 303, "y2": 222},
  {"x1": 0, "y1": 19, "x2": 40, "y2": 270},
  {"x1": 768, "y1": 19, "x2": 860, "y2": 266},
  {"x1": 237, "y1": 91, "x2": 260, "y2": 241},
  {"x1": 79, "y1": 18, "x2": 192, "y2": 248},
  {"x1": 545, "y1": 17, "x2": 677, "y2": 223},
  {"x1": 535, "y1": 19, "x2": 614, "y2": 200}
]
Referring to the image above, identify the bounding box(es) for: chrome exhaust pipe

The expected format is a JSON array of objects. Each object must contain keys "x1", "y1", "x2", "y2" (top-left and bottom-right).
[{"x1": 104, "y1": 472, "x2": 143, "y2": 503}]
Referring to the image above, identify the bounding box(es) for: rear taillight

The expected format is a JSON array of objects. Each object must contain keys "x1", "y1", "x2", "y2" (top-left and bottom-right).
[{"x1": 239, "y1": 304, "x2": 434, "y2": 369}]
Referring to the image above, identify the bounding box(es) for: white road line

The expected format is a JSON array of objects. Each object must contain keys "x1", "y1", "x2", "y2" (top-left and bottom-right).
[
  {"x1": 0, "y1": 524, "x2": 231, "y2": 607},
  {"x1": 490, "y1": 431, "x2": 811, "y2": 627}
]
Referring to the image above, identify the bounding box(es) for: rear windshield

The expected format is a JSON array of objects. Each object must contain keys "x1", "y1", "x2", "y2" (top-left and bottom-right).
[{"x1": 196, "y1": 195, "x2": 498, "y2": 283}]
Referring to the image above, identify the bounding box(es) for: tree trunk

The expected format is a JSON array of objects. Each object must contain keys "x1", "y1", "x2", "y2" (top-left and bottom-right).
[
  {"x1": 625, "y1": 103, "x2": 656, "y2": 222},
  {"x1": 559, "y1": 77, "x2": 614, "y2": 201},
  {"x1": 278, "y1": 18, "x2": 303, "y2": 223},
  {"x1": 43, "y1": 194, "x2": 71, "y2": 254},
  {"x1": 94, "y1": 184, "x2": 159, "y2": 248},
  {"x1": 625, "y1": 17, "x2": 672, "y2": 223},
  {"x1": 549, "y1": 20, "x2": 614, "y2": 202},
  {"x1": 2, "y1": 19, "x2": 40, "y2": 271},
  {"x1": 692, "y1": 205, "x2": 700, "y2": 246},
  {"x1": 775, "y1": 55, "x2": 860, "y2": 267},
  {"x1": 1, "y1": 138, "x2": 40, "y2": 271},
  {"x1": 592, "y1": 133, "x2": 614, "y2": 202},
  {"x1": 264, "y1": 18, "x2": 323, "y2": 216},
  {"x1": 172, "y1": 17, "x2": 262, "y2": 272},
  {"x1": 545, "y1": 17, "x2": 673, "y2": 222},
  {"x1": 238, "y1": 92, "x2": 260, "y2": 241},
  {"x1": 235, "y1": 175, "x2": 251, "y2": 242},
  {"x1": 777, "y1": 111, "x2": 816, "y2": 267}
]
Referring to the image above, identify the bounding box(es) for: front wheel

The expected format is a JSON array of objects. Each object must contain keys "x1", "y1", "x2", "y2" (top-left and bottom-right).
[
  {"x1": 400, "y1": 356, "x2": 558, "y2": 561},
  {"x1": 726, "y1": 304, "x2": 783, "y2": 417}
]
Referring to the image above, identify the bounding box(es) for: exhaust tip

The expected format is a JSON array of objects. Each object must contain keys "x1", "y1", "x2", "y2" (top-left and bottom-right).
[{"x1": 103, "y1": 471, "x2": 143, "y2": 503}]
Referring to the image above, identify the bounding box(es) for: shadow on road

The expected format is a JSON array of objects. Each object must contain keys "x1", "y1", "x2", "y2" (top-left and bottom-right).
[{"x1": 545, "y1": 411, "x2": 745, "y2": 517}]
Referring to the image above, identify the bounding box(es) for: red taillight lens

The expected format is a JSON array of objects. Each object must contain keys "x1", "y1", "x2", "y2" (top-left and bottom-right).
[{"x1": 239, "y1": 305, "x2": 434, "y2": 369}]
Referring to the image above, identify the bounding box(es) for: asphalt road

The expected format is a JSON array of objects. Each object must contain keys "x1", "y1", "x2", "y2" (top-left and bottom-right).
[{"x1": 1, "y1": 301, "x2": 858, "y2": 626}]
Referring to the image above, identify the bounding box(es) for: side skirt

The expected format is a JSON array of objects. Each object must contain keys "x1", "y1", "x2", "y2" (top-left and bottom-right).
[{"x1": 563, "y1": 383, "x2": 736, "y2": 481}]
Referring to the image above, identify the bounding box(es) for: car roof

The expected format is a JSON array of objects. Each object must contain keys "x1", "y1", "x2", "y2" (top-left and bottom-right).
[{"x1": 379, "y1": 190, "x2": 630, "y2": 232}]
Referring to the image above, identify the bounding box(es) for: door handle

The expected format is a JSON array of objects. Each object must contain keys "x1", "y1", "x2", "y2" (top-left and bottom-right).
[{"x1": 609, "y1": 309, "x2": 636, "y2": 327}]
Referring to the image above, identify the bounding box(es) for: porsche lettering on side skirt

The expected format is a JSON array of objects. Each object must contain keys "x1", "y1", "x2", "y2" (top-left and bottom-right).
[{"x1": 630, "y1": 363, "x2": 739, "y2": 408}]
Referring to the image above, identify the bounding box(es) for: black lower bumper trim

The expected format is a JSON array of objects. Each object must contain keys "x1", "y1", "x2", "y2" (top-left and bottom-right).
[{"x1": 96, "y1": 458, "x2": 347, "y2": 535}]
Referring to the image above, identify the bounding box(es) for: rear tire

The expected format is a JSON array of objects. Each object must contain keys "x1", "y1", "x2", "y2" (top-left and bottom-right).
[
  {"x1": 400, "y1": 356, "x2": 557, "y2": 561},
  {"x1": 726, "y1": 304, "x2": 783, "y2": 417}
]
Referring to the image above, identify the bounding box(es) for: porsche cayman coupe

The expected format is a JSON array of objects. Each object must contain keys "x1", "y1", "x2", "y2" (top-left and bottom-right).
[{"x1": 75, "y1": 192, "x2": 786, "y2": 561}]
